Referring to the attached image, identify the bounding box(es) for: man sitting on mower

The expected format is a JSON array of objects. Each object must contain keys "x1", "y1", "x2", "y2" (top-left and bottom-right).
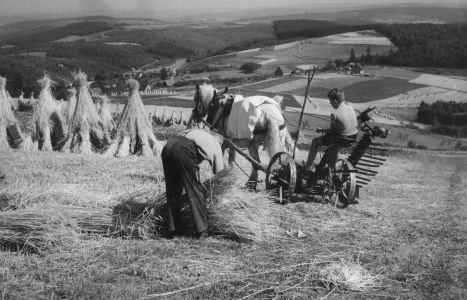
[{"x1": 305, "y1": 88, "x2": 358, "y2": 174}]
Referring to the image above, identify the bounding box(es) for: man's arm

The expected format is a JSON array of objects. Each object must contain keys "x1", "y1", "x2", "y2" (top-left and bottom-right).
[{"x1": 316, "y1": 113, "x2": 336, "y2": 134}]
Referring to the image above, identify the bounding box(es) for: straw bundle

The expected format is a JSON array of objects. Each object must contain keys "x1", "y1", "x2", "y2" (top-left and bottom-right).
[
  {"x1": 112, "y1": 169, "x2": 285, "y2": 242},
  {"x1": 163, "y1": 110, "x2": 174, "y2": 127},
  {"x1": 0, "y1": 76, "x2": 24, "y2": 149},
  {"x1": 153, "y1": 107, "x2": 163, "y2": 126},
  {"x1": 7, "y1": 92, "x2": 19, "y2": 112},
  {"x1": 17, "y1": 96, "x2": 34, "y2": 112},
  {"x1": 31, "y1": 75, "x2": 56, "y2": 151},
  {"x1": 97, "y1": 95, "x2": 115, "y2": 141},
  {"x1": 65, "y1": 87, "x2": 77, "y2": 125},
  {"x1": 320, "y1": 260, "x2": 381, "y2": 291},
  {"x1": 0, "y1": 203, "x2": 117, "y2": 253},
  {"x1": 62, "y1": 71, "x2": 105, "y2": 153},
  {"x1": 11, "y1": 110, "x2": 37, "y2": 151},
  {"x1": 0, "y1": 77, "x2": 17, "y2": 125},
  {"x1": 17, "y1": 133, "x2": 37, "y2": 151},
  {"x1": 31, "y1": 75, "x2": 67, "y2": 151},
  {"x1": 106, "y1": 79, "x2": 162, "y2": 157},
  {"x1": 0, "y1": 209, "x2": 77, "y2": 253},
  {"x1": 176, "y1": 110, "x2": 188, "y2": 125}
]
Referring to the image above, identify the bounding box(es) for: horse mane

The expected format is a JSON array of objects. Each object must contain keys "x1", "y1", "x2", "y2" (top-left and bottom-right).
[{"x1": 198, "y1": 84, "x2": 215, "y2": 111}]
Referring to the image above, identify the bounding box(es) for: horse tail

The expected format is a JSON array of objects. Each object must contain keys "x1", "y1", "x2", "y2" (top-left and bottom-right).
[
  {"x1": 284, "y1": 127, "x2": 294, "y2": 153},
  {"x1": 264, "y1": 116, "x2": 284, "y2": 158}
]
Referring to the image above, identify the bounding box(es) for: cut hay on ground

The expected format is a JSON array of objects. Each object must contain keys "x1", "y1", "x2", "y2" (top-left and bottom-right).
[
  {"x1": 106, "y1": 79, "x2": 162, "y2": 157},
  {"x1": 62, "y1": 71, "x2": 106, "y2": 154},
  {"x1": 0, "y1": 209, "x2": 77, "y2": 253},
  {"x1": 0, "y1": 201, "x2": 114, "y2": 253},
  {"x1": 320, "y1": 260, "x2": 381, "y2": 291},
  {"x1": 0, "y1": 169, "x2": 303, "y2": 253},
  {"x1": 112, "y1": 168, "x2": 285, "y2": 242}
]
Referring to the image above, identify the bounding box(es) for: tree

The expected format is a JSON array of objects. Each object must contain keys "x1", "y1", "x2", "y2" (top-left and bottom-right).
[
  {"x1": 160, "y1": 67, "x2": 168, "y2": 80},
  {"x1": 94, "y1": 74, "x2": 106, "y2": 81},
  {"x1": 349, "y1": 48, "x2": 356, "y2": 62},
  {"x1": 334, "y1": 59, "x2": 344, "y2": 70},
  {"x1": 324, "y1": 60, "x2": 336, "y2": 71},
  {"x1": 239, "y1": 62, "x2": 261, "y2": 74},
  {"x1": 365, "y1": 46, "x2": 372, "y2": 64}
]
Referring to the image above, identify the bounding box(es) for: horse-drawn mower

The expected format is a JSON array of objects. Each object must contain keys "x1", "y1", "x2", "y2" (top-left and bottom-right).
[
  {"x1": 265, "y1": 107, "x2": 389, "y2": 208},
  {"x1": 198, "y1": 106, "x2": 389, "y2": 208},
  {"x1": 192, "y1": 67, "x2": 390, "y2": 208}
]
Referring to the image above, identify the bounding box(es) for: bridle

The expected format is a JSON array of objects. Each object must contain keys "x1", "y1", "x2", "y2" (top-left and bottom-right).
[
  {"x1": 193, "y1": 85, "x2": 229, "y2": 122},
  {"x1": 194, "y1": 89, "x2": 207, "y2": 119}
]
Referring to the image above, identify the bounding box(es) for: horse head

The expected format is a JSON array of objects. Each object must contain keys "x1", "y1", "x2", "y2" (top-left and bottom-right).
[{"x1": 192, "y1": 84, "x2": 229, "y2": 125}]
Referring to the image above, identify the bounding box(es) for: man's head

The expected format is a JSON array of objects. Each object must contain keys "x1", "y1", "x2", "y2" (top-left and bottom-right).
[{"x1": 327, "y1": 88, "x2": 345, "y2": 109}]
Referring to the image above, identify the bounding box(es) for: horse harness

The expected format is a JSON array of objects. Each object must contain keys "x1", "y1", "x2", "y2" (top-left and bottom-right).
[{"x1": 209, "y1": 94, "x2": 286, "y2": 135}]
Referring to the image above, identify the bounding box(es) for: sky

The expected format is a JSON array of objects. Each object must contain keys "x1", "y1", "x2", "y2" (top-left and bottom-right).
[{"x1": 0, "y1": 0, "x2": 465, "y2": 20}]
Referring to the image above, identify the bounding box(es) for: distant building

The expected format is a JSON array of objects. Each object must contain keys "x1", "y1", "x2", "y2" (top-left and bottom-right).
[
  {"x1": 349, "y1": 62, "x2": 364, "y2": 75},
  {"x1": 140, "y1": 83, "x2": 152, "y2": 93},
  {"x1": 294, "y1": 64, "x2": 317, "y2": 74},
  {"x1": 274, "y1": 67, "x2": 284, "y2": 76}
]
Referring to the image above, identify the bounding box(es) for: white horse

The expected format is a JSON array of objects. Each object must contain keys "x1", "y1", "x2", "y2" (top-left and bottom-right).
[{"x1": 190, "y1": 84, "x2": 293, "y2": 189}]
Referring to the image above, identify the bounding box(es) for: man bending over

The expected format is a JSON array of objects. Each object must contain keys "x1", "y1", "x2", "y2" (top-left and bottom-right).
[{"x1": 162, "y1": 129, "x2": 224, "y2": 239}]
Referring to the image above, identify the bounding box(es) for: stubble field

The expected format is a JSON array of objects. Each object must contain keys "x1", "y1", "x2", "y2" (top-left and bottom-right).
[{"x1": 1, "y1": 140, "x2": 466, "y2": 299}]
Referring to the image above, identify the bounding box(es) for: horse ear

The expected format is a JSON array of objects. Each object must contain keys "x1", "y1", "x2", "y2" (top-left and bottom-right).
[
  {"x1": 224, "y1": 87, "x2": 228, "y2": 94},
  {"x1": 195, "y1": 83, "x2": 200, "y2": 91}
]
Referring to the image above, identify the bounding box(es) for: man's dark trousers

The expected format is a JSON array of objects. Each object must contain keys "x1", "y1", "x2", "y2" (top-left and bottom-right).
[{"x1": 162, "y1": 136, "x2": 207, "y2": 234}]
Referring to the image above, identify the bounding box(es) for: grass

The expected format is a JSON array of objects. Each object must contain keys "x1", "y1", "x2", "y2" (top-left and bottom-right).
[
  {"x1": 379, "y1": 107, "x2": 419, "y2": 122},
  {"x1": 240, "y1": 76, "x2": 299, "y2": 91},
  {"x1": 1, "y1": 140, "x2": 466, "y2": 298},
  {"x1": 343, "y1": 77, "x2": 426, "y2": 103},
  {"x1": 262, "y1": 75, "x2": 425, "y2": 103}
]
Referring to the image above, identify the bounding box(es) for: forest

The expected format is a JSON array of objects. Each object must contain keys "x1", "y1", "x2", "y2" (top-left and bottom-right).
[
  {"x1": 274, "y1": 20, "x2": 467, "y2": 69},
  {"x1": 417, "y1": 101, "x2": 467, "y2": 138},
  {"x1": 273, "y1": 20, "x2": 373, "y2": 40},
  {"x1": 370, "y1": 23, "x2": 467, "y2": 68},
  {"x1": 1, "y1": 22, "x2": 113, "y2": 45}
]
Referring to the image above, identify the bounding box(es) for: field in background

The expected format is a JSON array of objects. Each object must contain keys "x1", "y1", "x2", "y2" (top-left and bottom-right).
[{"x1": 190, "y1": 29, "x2": 394, "y2": 69}]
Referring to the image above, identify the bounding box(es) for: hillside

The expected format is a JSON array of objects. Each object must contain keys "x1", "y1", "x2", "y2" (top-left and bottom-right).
[
  {"x1": 0, "y1": 5, "x2": 465, "y2": 99},
  {"x1": 273, "y1": 19, "x2": 373, "y2": 39},
  {"x1": 260, "y1": 5, "x2": 467, "y2": 24},
  {"x1": 1, "y1": 143, "x2": 466, "y2": 299},
  {"x1": 0, "y1": 18, "x2": 276, "y2": 96},
  {"x1": 0, "y1": 21, "x2": 113, "y2": 45}
]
